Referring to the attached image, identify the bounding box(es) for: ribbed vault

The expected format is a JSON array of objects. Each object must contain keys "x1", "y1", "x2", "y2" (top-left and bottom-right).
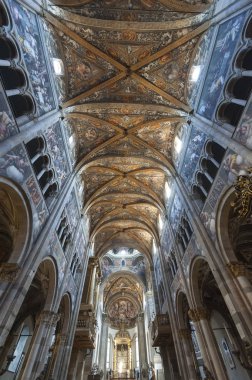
[{"x1": 45, "y1": 0, "x2": 213, "y2": 259}]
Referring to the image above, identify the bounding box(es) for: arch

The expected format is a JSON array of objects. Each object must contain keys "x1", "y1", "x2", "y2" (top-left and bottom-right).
[
  {"x1": 235, "y1": 47, "x2": 252, "y2": 71},
  {"x1": 176, "y1": 290, "x2": 190, "y2": 329},
  {"x1": 9, "y1": 93, "x2": 35, "y2": 118},
  {"x1": 0, "y1": 2, "x2": 10, "y2": 27},
  {"x1": 225, "y1": 76, "x2": 252, "y2": 101},
  {"x1": 0, "y1": 66, "x2": 27, "y2": 90},
  {"x1": 216, "y1": 101, "x2": 244, "y2": 128},
  {"x1": 0, "y1": 37, "x2": 18, "y2": 60},
  {"x1": 215, "y1": 187, "x2": 252, "y2": 266},
  {"x1": 26, "y1": 136, "x2": 47, "y2": 159},
  {"x1": 189, "y1": 256, "x2": 210, "y2": 308},
  {"x1": 0, "y1": 176, "x2": 32, "y2": 264},
  {"x1": 244, "y1": 14, "x2": 252, "y2": 40}
]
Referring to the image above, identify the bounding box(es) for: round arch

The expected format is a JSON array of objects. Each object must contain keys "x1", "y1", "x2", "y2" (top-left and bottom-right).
[{"x1": 0, "y1": 176, "x2": 32, "y2": 264}]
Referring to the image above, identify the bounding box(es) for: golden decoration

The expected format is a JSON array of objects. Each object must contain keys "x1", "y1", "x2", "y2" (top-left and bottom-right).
[{"x1": 231, "y1": 169, "x2": 252, "y2": 220}]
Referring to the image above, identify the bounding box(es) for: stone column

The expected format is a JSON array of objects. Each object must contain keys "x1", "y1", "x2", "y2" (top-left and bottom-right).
[
  {"x1": 98, "y1": 316, "x2": 109, "y2": 374},
  {"x1": 178, "y1": 329, "x2": 198, "y2": 380},
  {"x1": 137, "y1": 314, "x2": 148, "y2": 379},
  {"x1": 189, "y1": 308, "x2": 228, "y2": 380},
  {"x1": 227, "y1": 262, "x2": 252, "y2": 306},
  {"x1": 88, "y1": 259, "x2": 98, "y2": 306},
  {"x1": 50, "y1": 334, "x2": 68, "y2": 379},
  {"x1": 20, "y1": 310, "x2": 60, "y2": 380}
]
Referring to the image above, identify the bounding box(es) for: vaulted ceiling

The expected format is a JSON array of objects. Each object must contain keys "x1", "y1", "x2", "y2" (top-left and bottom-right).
[{"x1": 47, "y1": 0, "x2": 213, "y2": 259}]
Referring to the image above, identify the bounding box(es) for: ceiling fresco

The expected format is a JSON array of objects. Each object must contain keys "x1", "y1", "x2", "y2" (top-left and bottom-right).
[{"x1": 45, "y1": 0, "x2": 213, "y2": 258}]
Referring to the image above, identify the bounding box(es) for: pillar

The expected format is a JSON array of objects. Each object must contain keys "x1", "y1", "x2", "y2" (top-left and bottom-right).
[
  {"x1": 20, "y1": 310, "x2": 60, "y2": 380},
  {"x1": 189, "y1": 308, "x2": 228, "y2": 380},
  {"x1": 98, "y1": 316, "x2": 109, "y2": 374},
  {"x1": 178, "y1": 329, "x2": 198, "y2": 380},
  {"x1": 137, "y1": 314, "x2": 148, "y2": 378}
]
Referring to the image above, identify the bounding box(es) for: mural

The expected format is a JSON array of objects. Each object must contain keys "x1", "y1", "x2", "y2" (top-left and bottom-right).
[
  {"x1": 200, "y1": 148, "x2": 252, "y2": 240},
  {"x1": 66, "y1": 190, "x2": 79, "y2": 233},
  {"x1": 170, "y1": 193, "x2": 183, "y2": 231},
  {"x1": 42, "y1": 20, "x2": 67, "y2": 103},
  {"x1": 172, "y1": 123, "x2": 188, "y2": 170},
  {"x1": 234, "y1": 98, "x2": 252, "y2": 149},
  {"x1": 108, "y1": 299, "x2": 138, "y2": 321},
  {"x1": 10, "y1": 0, "x2": 55, "y2": 115},
  {"x1": 197, "y1": 12, "x2": 245, "y2": 120},
  {"x1": 180, "y1": 127, "x2": 207, "y2": 188},
  {"x1": 101, "y1": 252, "x2": 147, "y2": 286},
  {"x1": 44, "y1": 122, "x2": 69, "y2": 188},
  {"x1": 0, "y1": 82, "x2": 18, "y2": 142},
  {"x1": 0, "y1": 144, "x2": 48, "y2": 238},
  {"x1": 186, "y1": 28, "x2": 213, "y2": 107}
]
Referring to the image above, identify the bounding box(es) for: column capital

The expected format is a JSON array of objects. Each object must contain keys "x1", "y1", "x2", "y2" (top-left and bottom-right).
[
  {"x1": 227, "y1": 261, "x2": 246, "y2": 277},
  {"x1": 36, "y1": 310, "x2": 61, "y2": 327},
  {"x1": 188, "y1": 307, "x2": 209, "y2": 322},
  {"x1": 0, "y1": 263, "x2": 20, "y2": 282}
]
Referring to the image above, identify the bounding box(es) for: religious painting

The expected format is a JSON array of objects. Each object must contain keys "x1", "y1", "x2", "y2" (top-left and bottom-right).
[
  {"x1": 186, "y1": 28, "x2": 214, "y2": 107},
  {"x1": 101, "y1": 255, "x2": 114, "y2": 281},
  {"x1": 0, "y1": 82, "x2": 18, "y2": 142},
  {"x1": 131, "y1": 256, "x2": 146, "y2": 287},
  {"x1": 66, "y1": 190, "x2": 79, "y2": 233},
  {"x1": 0, "y1": 145, "x2": 30, "y2": 184},
  {"x1": 220, "y1": 149, "x2": 252, "y2": 185},
  {"x1": 41, "y1": 20, "x2": 67, "y2": 103},
  {"x1": 108, "y1": 299, "x2": 138, "y2": 322},
  {"x1": 44, "y1": 122, "x2": 69, "y2": 188},
  {"x1": 172, "y1": 123, "x2": 188, "y2": 170},
  {"x1": 234, "y1": 98, "x2": 252, "y2": 149},
  {"x1": 197, "y1": 12, "x2": 245, "y2": 120},
  {"x1": 9, "y1": 0, "x2": 55, "y2": 115},
  {"x1": 170, "y1": 193, "x2": 183, "y2": 232},
  {"x1": 180, "y1": 128, "x2": 207, "y2": 188}
]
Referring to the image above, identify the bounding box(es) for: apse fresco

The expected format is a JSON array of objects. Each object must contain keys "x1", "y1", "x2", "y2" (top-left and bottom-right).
[
  {"x1": 44, "y1": 122, "x2": 69, "y2": 188},
  {"x1": 197, "y1": 12, "x2": 245, "y2": 120},
  {"x1": 0, "y1": 144, "x2": 48, "y2": 238},
  {"x1": 234, "y1": 98, "x2": 252, "y2": 149},
  {"x1": 108, "y1": 299, "x2": 137, "y2": 321},
  {"x1": 0, "y1": 82, "x2": 18, "y2": 142},
  {"x1": 180, "y1": 128, "x2": 207, "y2": 188},
  {"x1": 10, "y1": 0, "x2": 55, "y2": 115}
]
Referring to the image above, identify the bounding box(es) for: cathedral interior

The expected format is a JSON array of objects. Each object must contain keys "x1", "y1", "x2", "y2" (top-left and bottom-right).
[{"x1": 0, "y1": 0, "x2": 252, "y2": 379}]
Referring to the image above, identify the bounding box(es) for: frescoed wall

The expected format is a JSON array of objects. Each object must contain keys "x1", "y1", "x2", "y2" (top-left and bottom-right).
[
  {"x1": 172, "y1": 123, "x2": 189, "y2": 170},
  {"x1": 180, "y1": 128, "x2": 207, "y2": 189},
  {"x1": 42, "y1": 20, "x2": 67, "y2": 103},
  {"x1": 10, "y1": 0, "x2": 55, "y2": 115},
  {"x1": 169, "y1": 193, "x2": 183, "y2": 232},
  {"x1": 0, "y1": 144, "x2": 48, "y2": 239},
  {"x1": 100, "y1": 252, "x2": 147, "y2": 286},
  {"x1": 187, "y1": 28, "x2": 213, "y2": 107},
  {"x1": 200, "y1": 148, "x2": 252, "y2": 240},
  {"x1": 234, "y1": 96, "x2": 252, "y2": 150},
  {"x1": 44, "y1": 122, "x2": 70, "y2": 188},
  {"x1": 197, "y1": 12, "x2": 245, "y2": 120},
  {"x1": 0, "y1": 81, "x2": 18, "y2": 142}
]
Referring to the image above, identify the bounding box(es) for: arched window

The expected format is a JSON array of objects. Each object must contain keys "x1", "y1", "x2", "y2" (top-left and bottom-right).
[
  {"x1": 226, "y1": 76, "x2": 252, "y2": 101},
  {"x1": 205, "y1": 141, "x2": 226, "y2": 166},
  {"x1": 217, "y1": 102, "x2": 244, "y2": 128},
  {"x1": 0, "y1": 37, "x2": 17, "y2": 60},
  {"x1": 9, "y1": 94, "x2": 34, "y2": 118},
  {"x1": 0, "y1": 3, "x2": 9, "y2": 27},
  {"x1": 26, "y1": 136, "x2": 45, "y2": 160},
  {"x1": 0, "y1": 67, "x2": 26, "y2": 90}
]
